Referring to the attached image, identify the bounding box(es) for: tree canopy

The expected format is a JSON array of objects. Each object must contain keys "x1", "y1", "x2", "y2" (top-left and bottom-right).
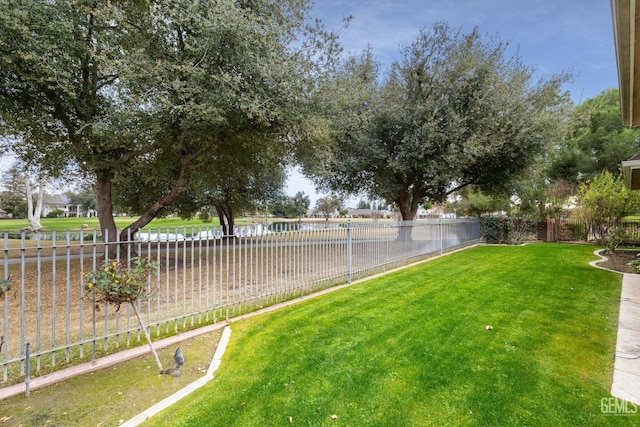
[
  {"x1": 271, "y1": 191, "x2": 310, "y2": 219},
  {"x1": 0, "y1": 0, "x2": 340, "y2": 240},
  {"x1": 312, "y1": 22, "x2": 572, "y2": 221},
  {"x1": 548, "y1": 88, "x2": 640, "y2": 184},
  {"x1": 315, "y1": 195, "x2": 342, "y2": 220}
]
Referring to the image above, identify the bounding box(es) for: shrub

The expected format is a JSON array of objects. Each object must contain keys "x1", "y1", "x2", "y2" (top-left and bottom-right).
[
  {"x1": 84, "y1": 257, "x2": 165, "y2": 372},
  {"x1": 46, "y1": 209, "x2": 65, "y2": 218},
  {"x1": 0, "y1": 278, "x2": 11, "y2": 298},
  {"x1": 481, "y1": 216, "x2": 514, "y2": 244}
]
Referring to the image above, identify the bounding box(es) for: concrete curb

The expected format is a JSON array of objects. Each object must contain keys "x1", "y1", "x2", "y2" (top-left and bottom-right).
[
  {"x1": 589, "y1": 249, "x2": 624, "y2": 274},
  {"x1": 121, "y1": 325, "x2": 232, "y2": 426},
  {"x1": 0, "y1": 322, "x2": 229, "y2": 400}
]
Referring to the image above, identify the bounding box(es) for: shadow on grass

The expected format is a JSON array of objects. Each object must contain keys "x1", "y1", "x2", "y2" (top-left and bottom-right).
[{"x1": 0, "y1": 329, "x2": 221, "y2": 427}]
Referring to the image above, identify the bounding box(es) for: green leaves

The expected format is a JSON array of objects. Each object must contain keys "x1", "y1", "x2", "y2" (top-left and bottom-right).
[
  {"x1": 315, "y1": 22, "x2": 571, "y2": 220},
  {"x1": 84, "y1": 257, "x2": 159, "y2": 310},
  {"x1": 548, "y1": 88, "x2": 640, "y2": 183},
  {"x1": 576, "y1": 171, "x2": 640, "y2": 245},
  {"x1": 0, "y1": 277, "x2": 11, "y2": 298},
  {"x1": 0, "y1": 0, "x2": 341, "y2": 240}
]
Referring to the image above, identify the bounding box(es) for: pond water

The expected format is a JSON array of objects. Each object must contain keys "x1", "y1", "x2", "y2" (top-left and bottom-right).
[{"x1": 3, "y1": 222, "x2": 338, "y2": 241}]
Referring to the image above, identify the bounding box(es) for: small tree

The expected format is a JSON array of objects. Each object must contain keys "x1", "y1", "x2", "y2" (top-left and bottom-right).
[
  {"x1": 290, "y1": 192, "x2": 311, "y2": 220},
  {"x1": 315, "y1": 196, "x2": 342, "y2": 221},
  {"x1": 84, "y1": 258, "x2": 164, "y2": 372},
  {"x1": 576, "y1": 171, "x2": 640, "y2": 250},
  {"x1": 0, "y1": 162, "x2": 27, "y2": 218}
]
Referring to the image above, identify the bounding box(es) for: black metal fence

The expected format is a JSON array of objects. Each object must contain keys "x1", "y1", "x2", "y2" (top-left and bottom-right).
[{"x1": 542, "y1": 218, "x2": 640, "y2": 243}]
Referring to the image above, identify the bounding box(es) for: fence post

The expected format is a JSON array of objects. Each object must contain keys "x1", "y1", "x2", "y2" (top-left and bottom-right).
[
  {"x1": 439, "y1": 217, "x2": 443, "y2": 255},
  {"x1": 0, "y1": 218, "x2": 485, "y2": 383},
  {"x1": 25, "y1": 342, "x2": 30, "y2": 397},
  {"x1": 346, "y1": 220, "x2": 352, "y2": 283},
  {"x1": 2, "y1": 233, "x2": 8, "y2": 383}
]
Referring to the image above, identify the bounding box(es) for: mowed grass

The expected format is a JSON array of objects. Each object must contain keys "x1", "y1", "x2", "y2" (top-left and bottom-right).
[
  {"x1": 146, "y1": 244, "x2": 630, "y2": 426},
  {"x1": 0, "y1": 216, "x2": 222, "y2": 232},
  {"x1": 0, "y1": 329, "x2": 223, "y2": 427}
]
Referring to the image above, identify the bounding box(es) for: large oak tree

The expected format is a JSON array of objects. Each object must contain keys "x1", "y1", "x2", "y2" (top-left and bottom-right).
[
  {"x1": 0, "y1": 0, "x2": 339, "y2": 241},
  {"x1": 314, "y1": 23, "x2": 571, "y2": 222}
]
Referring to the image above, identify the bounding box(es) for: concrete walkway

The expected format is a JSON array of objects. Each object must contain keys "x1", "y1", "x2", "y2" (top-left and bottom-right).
[{"x1": 611, "y1": 273, "x2": 640, "y2": 405}]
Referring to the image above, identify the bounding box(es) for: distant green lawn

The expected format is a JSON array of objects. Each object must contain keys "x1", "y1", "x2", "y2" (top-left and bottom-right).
[
  {"x1": 0, "y1": 216, "x2": 223, "y2": 232},
  {"x1": 146, "y1": 244, "x2": 630, "y2": 426}
]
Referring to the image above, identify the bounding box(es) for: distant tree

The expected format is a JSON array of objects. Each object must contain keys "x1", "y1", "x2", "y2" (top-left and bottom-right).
[
  {"x1": 0, "y1": 163, "x2": 27, "y2": 218},
  {"x1": 315, "y1": 196, "x2": 342, "y2": 221},
  {"x1": 0, "y1": 161, "x2": 46, "y2": 228},
  {"x1": 314, "y1": 23, "x2": 571, "y2": 224},
  {"x1": 290, "y1": 192, "x2": 311, "y2": 219},
  {"x1": 119, "y1": 134, "x2": 287, "y2": 237},
  {"x1": 356, "y1": 200, "x2": 371, "y2": 210},
  {"x1": 271, "y1": 192, "x2": 310, "y2": 219},
  {"x1": 447, "y1": 188, "x2": 510, "y2": 217},
  {"x1": 548, "y1": 89, "x2": 640, "y2": 183},
  {"x1": 69, "y1": 190, "x2": 97, "y2": 217},
  {"x1": 510, "y1": 178, "x2": 573, "y2": 223},
  {"x1": 270, "y1": 199, "x2": 288, "y2": 218}
]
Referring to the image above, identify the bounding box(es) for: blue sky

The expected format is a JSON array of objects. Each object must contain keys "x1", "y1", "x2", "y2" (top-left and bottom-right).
[{"x1": 287, "y1": 0, "x2": 620, "y2": 206}]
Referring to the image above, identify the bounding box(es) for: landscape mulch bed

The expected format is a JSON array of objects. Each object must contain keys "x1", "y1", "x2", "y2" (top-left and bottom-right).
[{"x1": 595, "y1": 249, "x2": 639, "y2": 274}]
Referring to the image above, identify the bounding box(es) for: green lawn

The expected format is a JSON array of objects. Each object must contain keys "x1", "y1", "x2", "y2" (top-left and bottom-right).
[
  {"x1": 146, "y1": 244, "x2": 631, "y2": 426},
  {"x1": 0, "y1": 216, "x2": 362, "y2": 234},
  {"x1": 0, "y1": 216, "x2": 223, "y2": 232}
]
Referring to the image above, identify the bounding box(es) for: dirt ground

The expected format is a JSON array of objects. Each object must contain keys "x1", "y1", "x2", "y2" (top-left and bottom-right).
[{"x1": 595, "y1": 249, "x2": 640, "y2": 274}]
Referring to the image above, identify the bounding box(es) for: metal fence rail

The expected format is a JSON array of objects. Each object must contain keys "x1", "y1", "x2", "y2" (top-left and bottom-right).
[{"x1": 0, "y1": 218, "x2": 480, "y2": 384}]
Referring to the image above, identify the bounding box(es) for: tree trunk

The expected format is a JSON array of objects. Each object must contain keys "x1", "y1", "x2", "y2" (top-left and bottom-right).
[
  {"x1": 395, "y1": 184, "x2": 421, "y2": 221},
  {"x1": 395, "y1": 188, "x2": 418, "y2": 242},
  {"x1": 215, "y1": 203, "x2": 235, "y2": 238},
  {"x1": 130, "y1": 301, "x2": 163, "y2": 373},
  {"x1": 95, "y1": 170, "x2": 118, "y2": 243},
  {"x1": 34, "y1": 178, "x2": 44, "y2": 220},
  {"x1": 224, "y1": 203, "x2": 235, "y2": 235},
  {"x1": 118, "y1": 163, "x2": 190, "y2": 242},
  {"x1": 217, "y1": 209, "x2": 228, "y2": 237},
  {"x1": 25, "y1": 175, "x2": 44, "y2": 231}
]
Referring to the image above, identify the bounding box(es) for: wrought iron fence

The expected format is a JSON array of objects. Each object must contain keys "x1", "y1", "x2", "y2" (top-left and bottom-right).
[
  {"x1": 543, "y1": 218, "x2": 640, "y2": 243},
  {"x1": 0, "y1": 218, "x2": 480, "y2": 384}
]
